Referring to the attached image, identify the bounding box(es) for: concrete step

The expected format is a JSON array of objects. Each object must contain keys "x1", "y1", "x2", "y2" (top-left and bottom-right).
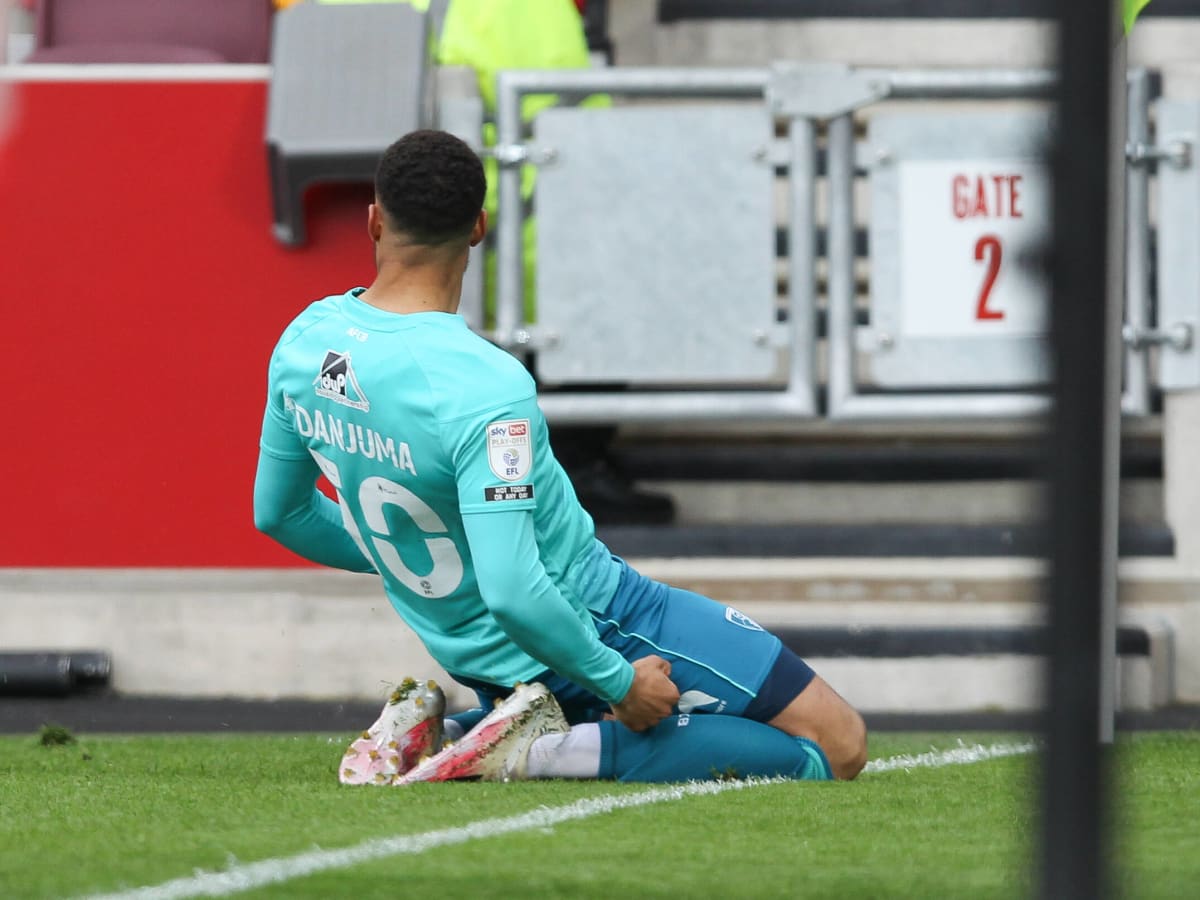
[
  {"x1": 773, "y1": 623, "x2": 1172, "y2": 714},
  {"x1": 2, "y1": 562, "x2": 1195, "y2": 714},
  {"x1": 595, "y1": 520, "x2": 1174, "y2": 558},
  {"x1": 639, "y1": 479, "x2": 1164, "y2": 528}
]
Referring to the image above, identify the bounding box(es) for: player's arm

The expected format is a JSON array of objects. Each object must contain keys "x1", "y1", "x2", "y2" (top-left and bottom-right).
[
  {"x1": 253, "y1": 399, "x2": 375, "y2": 573},
  {"x1": 462, "y1": 507, "x2": 634, "y2": 704},
  {"x1": 447, "y1": 395, "x2": 633, "y2": 701},
  {"x1": 447, "y1": 392, "x2": 675, "y2": 728},
  {"x1": 464, "y1": 510, "x2": 677, "y2": 730}
]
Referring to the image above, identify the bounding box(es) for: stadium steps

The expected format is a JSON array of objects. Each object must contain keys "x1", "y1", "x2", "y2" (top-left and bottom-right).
[
  {"x1": 611, "y1": 435, "x2": 1163, "y2": 483},
  {"x1": 0, "y1": 617, "x2": 1174, "y2": 719},
  {"x1": 613, "y1": 431, "x2": 1179, "y2": 715},
  {"x1": 1, "y1": 424, "x2": 1189, "y2": 716},
  {"x1": 0, "y1": 561, "x2": 1186, "y2": 715},
  {"x1": 626, "y1": 556, "x2": 1186, "y2": 714},
  {"x1": 596, "y1": 522, "x2": 1173, "y2": 558},
  {"x1": 601, "y1": 437, "x2": 1171, "y2": 557},
  {"x1": 774, "y1": 622, "x2": 1173, "y2": 714}
]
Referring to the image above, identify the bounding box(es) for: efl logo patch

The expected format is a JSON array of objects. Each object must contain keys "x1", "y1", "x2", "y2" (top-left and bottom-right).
[
  {"x1": 725, "y1": 607, "x2": 765, "y2": 632},
  {"x1": 313, "y1": 350, "x2": 369, "y2": 412},
  {"x1": 486, "y1": 418, "x2": 532, "y2": 482}
]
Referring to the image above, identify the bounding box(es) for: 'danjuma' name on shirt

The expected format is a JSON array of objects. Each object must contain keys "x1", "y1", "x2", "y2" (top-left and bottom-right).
[{"x1": 284, "y1": 396, "x2": 417, "y2": 475}]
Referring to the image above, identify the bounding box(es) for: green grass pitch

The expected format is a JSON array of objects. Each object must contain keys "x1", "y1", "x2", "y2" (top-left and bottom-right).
[{"x1": 1, "y1": 730, "x2": 1196, "y2": 899}]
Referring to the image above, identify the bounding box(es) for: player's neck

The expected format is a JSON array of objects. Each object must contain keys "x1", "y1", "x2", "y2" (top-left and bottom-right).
[{"x1": 359, "y1": 261, "x2": 464, "y2": 316}]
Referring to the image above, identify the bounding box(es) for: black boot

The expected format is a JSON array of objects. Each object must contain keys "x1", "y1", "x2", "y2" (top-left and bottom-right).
[
  {"x1": 552, "y1": 425, "x2": 676, "y2": 526},
  {"x1": 566, "y1": 458, "x2": 676, "y2": 526}
]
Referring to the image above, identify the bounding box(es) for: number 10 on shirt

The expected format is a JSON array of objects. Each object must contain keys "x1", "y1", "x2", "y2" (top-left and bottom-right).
[{"x1": 310, "y1": 449, "x2": 465, "y2": 599}]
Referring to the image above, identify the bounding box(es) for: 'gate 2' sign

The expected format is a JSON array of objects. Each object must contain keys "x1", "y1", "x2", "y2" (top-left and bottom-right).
[
  {"x1": 899, "y1": 160, "x2": 1049, "y2": 338},
  {"x1": 868, "y1": 111, "x2": 1052, "y2": 389}
]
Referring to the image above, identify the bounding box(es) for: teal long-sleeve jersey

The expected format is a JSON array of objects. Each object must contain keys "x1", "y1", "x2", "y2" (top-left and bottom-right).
[{"x1": 254, "y1": 289, "x2": 633, "y2": 704}]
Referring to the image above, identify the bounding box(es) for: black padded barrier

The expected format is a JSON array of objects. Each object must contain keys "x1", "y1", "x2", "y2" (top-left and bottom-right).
[{"x1": 0, "y1": 652, "x2": 112, "y2": 697}]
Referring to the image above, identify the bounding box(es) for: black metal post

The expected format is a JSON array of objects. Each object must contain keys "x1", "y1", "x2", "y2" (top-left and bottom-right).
[{"x1": 1041, "y1": 0, "x2": 1120, "y2": 897}]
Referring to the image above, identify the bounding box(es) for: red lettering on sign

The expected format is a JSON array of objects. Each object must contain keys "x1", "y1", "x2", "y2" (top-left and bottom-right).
[
  {"x1": 952, "y1": 174, "x2": 1025, "y2": 219},
  {"x1": 952, "y1": 174, "x2": 971, "y2": 218},
  {"x1": 1010, "y1": 174, "x2": 1023, "y2": 218},
  {"x1": 973, "y1": 178, "x2": 989, "y2": 217},
  {"x1": 974, "y1": 235, "x2": 1004, "y2": 320}
]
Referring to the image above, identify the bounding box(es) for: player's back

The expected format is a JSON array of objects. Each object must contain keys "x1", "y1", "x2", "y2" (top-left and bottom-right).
[{"x1": 265, "y1": 289, "x2": 617, "y2": 684}]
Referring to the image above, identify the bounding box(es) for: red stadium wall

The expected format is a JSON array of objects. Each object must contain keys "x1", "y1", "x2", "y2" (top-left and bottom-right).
[{"x1": 0, "y1": 75, "x2": 375, "y2": 566}]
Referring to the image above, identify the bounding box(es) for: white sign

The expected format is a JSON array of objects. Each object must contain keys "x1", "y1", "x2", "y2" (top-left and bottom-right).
[{"x1": 898, "y1": 160, "x2": 1050, "y2": 338}]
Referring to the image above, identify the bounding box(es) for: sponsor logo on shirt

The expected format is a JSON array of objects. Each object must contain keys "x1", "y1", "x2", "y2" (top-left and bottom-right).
[
  {"x1": 486, "y1": 418, "x2": 533, "y2": 482},
  {"x1": 314, "y1": 350, "x2": 370, "y2": 412},
  {"x1": 484, "y1": 484, "x2": 534, "y2": 503}
]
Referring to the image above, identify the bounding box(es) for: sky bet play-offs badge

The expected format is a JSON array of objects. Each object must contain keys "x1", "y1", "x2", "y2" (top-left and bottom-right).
[
  {"x1": 314, "y1": 351, "x2": 369, "y2": 412},
  {"x1": 486, "y1": 418, "x2": 533, "y2": 484}
]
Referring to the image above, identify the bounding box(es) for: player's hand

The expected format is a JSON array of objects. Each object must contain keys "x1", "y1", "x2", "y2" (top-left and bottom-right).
[{"x1": 611, "y1": 655, "x2": 679, "y2": 732}]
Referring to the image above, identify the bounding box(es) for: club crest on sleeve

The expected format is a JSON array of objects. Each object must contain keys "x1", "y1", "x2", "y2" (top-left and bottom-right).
[
  {"x1": 724, "y1": 607, "x2": 765, "y2": 632},
  {"x1": 486, "y1": 418, "x2": 532, "y2": 482}
]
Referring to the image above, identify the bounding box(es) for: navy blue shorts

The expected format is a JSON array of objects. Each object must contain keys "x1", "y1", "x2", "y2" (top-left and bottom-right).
[{"x1": 457, "y1": 557, "x2": 816, "y2": 725}]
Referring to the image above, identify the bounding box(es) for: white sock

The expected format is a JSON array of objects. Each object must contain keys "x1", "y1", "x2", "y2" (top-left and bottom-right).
[
  {"x1": 442, "y1": 719, "x2": 465, "y2": 742},
  {"x1": 525, "y1": 723, "x2": 602, "y2": 779}
]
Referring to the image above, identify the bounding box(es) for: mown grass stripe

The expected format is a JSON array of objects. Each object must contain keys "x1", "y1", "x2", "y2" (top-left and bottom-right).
[{"x1": 86, "y1": 741, "x2": 1035, "y2": 900}]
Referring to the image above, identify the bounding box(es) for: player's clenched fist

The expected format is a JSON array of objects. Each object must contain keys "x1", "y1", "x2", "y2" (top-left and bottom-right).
[{"x1": 611, "y1": 655, "x2": 680, "y2": 732}]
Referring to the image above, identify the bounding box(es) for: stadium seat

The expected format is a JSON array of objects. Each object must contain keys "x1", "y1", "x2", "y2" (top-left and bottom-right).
[
  {"x1": 265, "y1": 2, "x2": 429, "y2": 246},
  {"x1": 26, "y1": 0, "x2": 273, "y2": 64}
]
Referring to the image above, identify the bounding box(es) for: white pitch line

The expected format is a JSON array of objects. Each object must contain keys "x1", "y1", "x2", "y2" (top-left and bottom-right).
[
  {"x1": 85, "y1": 741, "x2": 1035, "y2": 900},
  {"x1": 864, "y1": 740, "x2": 1038, "y2": 774},
  {"x1": 84, "y1": 778, "x2": 778, "y2": 900}
]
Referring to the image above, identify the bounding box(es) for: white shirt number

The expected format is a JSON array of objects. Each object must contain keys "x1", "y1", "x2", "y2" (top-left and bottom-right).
[{"x1": 310, "y1": 449, "x2": 464, "y2": 598}]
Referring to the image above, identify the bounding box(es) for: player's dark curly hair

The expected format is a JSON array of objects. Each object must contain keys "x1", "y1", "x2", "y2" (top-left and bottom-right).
[{"x1": 375, "y1": 130, "x2": 486, "y2": 246}]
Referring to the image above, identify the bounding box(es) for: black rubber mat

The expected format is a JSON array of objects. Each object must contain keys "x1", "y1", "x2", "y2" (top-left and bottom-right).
[
  {"x1": 0, "y1": 695, "x2": 381, "y2": 736},
  {"x1": 1, "y1": 695, "x2": 1196, "y2": 736}
]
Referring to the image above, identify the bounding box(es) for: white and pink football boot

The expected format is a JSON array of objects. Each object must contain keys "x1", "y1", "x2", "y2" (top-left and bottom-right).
[
  {"x1": 339, "y1": 678, "x2": 445, "y2": 786},
  {"x1": 396, "y1": 682, "x2": 568, "y2": 784}
]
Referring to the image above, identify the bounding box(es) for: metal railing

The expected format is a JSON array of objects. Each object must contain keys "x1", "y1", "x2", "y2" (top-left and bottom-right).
[{"x1": 488, "y1": 63, "x2": 1180, "y2": 422}]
